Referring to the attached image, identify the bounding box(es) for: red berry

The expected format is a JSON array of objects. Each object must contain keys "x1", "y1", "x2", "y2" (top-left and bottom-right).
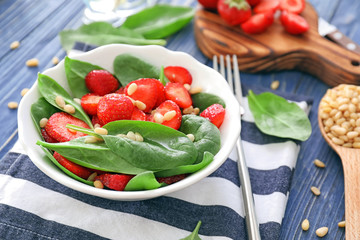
[
  {"x1": 41, "y1": 128, "x2": 58, "y2": 143},
  {"x1": 115, "y1": 87, "x2": 125, "y2": 94},
  {"x1": 124, "y1": 78, "x2": 159, "y2": 113},
  {"x1": 45, "y1": 112, "x2": 90, "y2": 142},
  {"x1": 53, "y1": 152, "x2": 92, "y2": 179},
  {"x1": 85, "y1": 70, "x2": 119, "y2": 96},
  {"x1": 81, "y1": 93, "x2": 102, "y2": 116},
  {"x1": 164, "y1": 82, "x2": 192, "y2": 109},
  {"x1": 97, "y1": 93, "x2": 134, "y2": 125},
  {"x1": 91, "y1": 115, "x2": 102, "y2": 127},
  {"x1": 131, "y1": 108, "x2": 147, "y2": 121},
  {"x1": 157, "y1": 174, "x2": 187, "y2": 185},
  {"x1": 200, "y1": 104, "x2": 226, "y2": 128},
  {"x1": 154, "y1": 79, "x2": 166, "y2": 108},
  {"x1": 164, "y1": 66, "x2": 192, "y2": 85},
  {"x1": 149, "y1": 100, "x2": 182, "y2": 130},
  {"x1": 95, "y1": 173, "x2": 133, "y2": 191}
]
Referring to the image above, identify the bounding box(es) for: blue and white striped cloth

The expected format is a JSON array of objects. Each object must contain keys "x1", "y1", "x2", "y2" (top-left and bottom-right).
[{"x1": 0, "y1": 45, "x2": 312, "y2": 239}]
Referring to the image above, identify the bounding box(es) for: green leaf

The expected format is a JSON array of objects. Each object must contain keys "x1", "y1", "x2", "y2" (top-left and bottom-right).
[
  {"x1": 59, "y1": 21, "x2": 166, "y2": 51},
  {"x1": 113, "y1": 54, "x2": 160, "y2": 86},
  {"x1": 155, "y1": 151, "x2": 213, "y2": 177},
  {"x1": 191, "y1": 92, "x2": 226, "y2": 112},
  {"x1": 37, "y1": 137, "x2": 147, "y2": 175},
  {"x1": 180, "y1": 221, "x2": 202, "y2": 240},
  {"x1": 247, "y1": 90, "x2": 312, "y2": 141},
  {"x1": 179, "y1": 115, "x2": 221, "y2": 163},
  {"x1": 159, "y1": 66, "x2": 169, "y2": 85},
  {"x1": 122, "y1": 4, "x2": 195, "y2": 39},
  {"x1": 124, "y1": 171, "x2": 164, "y2": 191},
  {"x1": 64, "y1": 57, "x2": 104, "y2": 98},
  {"x1": 37, "y1": 73, "x2": 93, "y2": 128},
  {"x1": 102, "y1": 120, "x2": 198, "y2": 171}
]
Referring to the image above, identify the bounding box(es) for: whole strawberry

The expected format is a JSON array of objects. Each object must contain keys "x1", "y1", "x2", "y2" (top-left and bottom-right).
[
  {"x1": 97, "y1": 93, "x2": 134, "y2": 125},
  {"x1": 85, "y1": 70, "x2": 120, "y2": 96}
]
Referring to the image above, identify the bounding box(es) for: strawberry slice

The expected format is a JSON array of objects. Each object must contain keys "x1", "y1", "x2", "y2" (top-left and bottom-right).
[
  {"x1": 115, "y1": 87, "x2": 125, "y2": 94},
  {"x1": 154, "y1": 79, "x2": 166, "y2": 107},
  {"x1": 157, "y1": 174, "x2": 187, "y2": 185},
  {"x1": 85, "y1": 70, "x2": 119, "y2": 96},
  {"x1": 97, "y1": 93, "x2": 134, "y2": 125},
  {"x1": 91, "y1": 115, "x2": 102, "y2": 127},
  {"x1": 131, "y1": 108, "x2": 147, "y2": 121},
  {"x1": 95, "y1": 173, "x2": 134, "y2": 191},
  {"x1": 164, "y1": 66, "x2": 192, "y2": 85},
  {"x1": 200, "y1": 104, "x2": 226, "y2": 128},
  {"x1": 164, "y1": 82, "x2": 192, "y2": 109},
  {"x1": 53, "y1": 152, "x2": 92, "y2": 179},
  {"x1": 41, "y1": 128, "x2": 58, "y2": 143},
  {"x1": 45, "y1": 112, "x2": 90, "y2": 142},
  {"x1": 124, "y1": 78, "x2": 159, "y2": 113},
  {"x1": 81, "y1": 93, "x2": 102, "y2": 116},
  {"x1": 149, "y1": 100, "x2": 182, "y2": 130}
]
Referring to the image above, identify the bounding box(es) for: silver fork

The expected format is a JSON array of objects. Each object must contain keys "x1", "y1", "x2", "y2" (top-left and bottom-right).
[{"x1": 213, "y1": 55, "x2": 261, "y2": 240}]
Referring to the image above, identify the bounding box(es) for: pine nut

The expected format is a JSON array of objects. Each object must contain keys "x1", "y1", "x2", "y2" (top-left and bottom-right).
[
  {"x1": 73, "y1": 98, "x2": 81, "y2": 105},
  {"x1": 183, "y1": 106, "x2": 194, "y2": 114},
  {"x1": 164, "y1": 110, "x2": 176, "y2": 121},
  {"x1": 55, "y1": 96, "x2": 65, "y2": 108},
  {"x1": 127, "y1": 83, "x2": 137, "y2": 95},
  {"x1": 94, "y1": 127, "x2": 108, "y2": 135},
  {"x1": 26, "y1": 58, "x2": 39, "y2": 67},
  {"x1": 52, "y1": 56, "x2": 59, "y2": 65},
  {"x1": 315, "y1": 227, "x2": 328, "y2": 237},
  {"x1": 134, "y1": 132, "x2": 143, "y2": 142},
  {"x1": 183, "y1": 83, "x2": 191, "y2": 91},
  {"x1": 338, "y1": 221, "x2": 345, "y2": 228},
  {"x1": 117, "y1": 133, "x2": 127, "y2": 138},
  {"x1": 314, "y1": 159, "x2": 325, "y2": 168},
  {"x1": 135, "y1": 100, "x2": 146, "y2": 111},
  {"x1": 87, "y1": 172, "x2": 98, "y2": 182},
  {"x1": 21, "y1": 88, "x2": 29, "y2": 97},
  {"x1": 189, "y1": 86, "x2": 202, "y2": 94},
  {"x1": 39, "y1": 118, "x2": 48, "y2": 128},
  {"x1": 154, "y1": 113, "x2": 164, "y2": 124},
  {"x1": 311, "y1": 186, "x2": 321, "y2": 196},
  {"x1": 10, "y1": 41, "x2": 20, "y2": 49},
  {"x1": 64, "y1": 104, "x2": 75, "y2": 114},
  {"x1": 347, "y1": 131, "x2": 359, "y2": 139},
  {"x1": 94, "y1": 123, "x2": 101, "y2": 129},
  {"x1": 270, "y1": 80, "x2": 280, "y2": 90},
  {"x1": 301, "y1": 219, "x2": 310, "y2": 231},
  {"x1": 94, "y1": 180, "x2": 104, "y2": 189},
  {"x1": 84, "y1": 136, "x2": 99, "y2": 143},
  {"x1": 187, "y1": 133, "x2": 195, "y2": 142},
  {"x1": 193, "y1": 108, "x2": 200, "y2": 115},
  {"x1": 126, "y1": 131, "x2": 136, "y2": 141},
  {"x1": 8, "y1": 101, "x2": 18, "y2": 109}
]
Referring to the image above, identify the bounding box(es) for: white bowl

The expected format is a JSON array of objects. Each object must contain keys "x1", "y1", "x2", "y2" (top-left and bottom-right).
[{"x1": 17, "y1": 44, "x2": 240, "y2": 201}]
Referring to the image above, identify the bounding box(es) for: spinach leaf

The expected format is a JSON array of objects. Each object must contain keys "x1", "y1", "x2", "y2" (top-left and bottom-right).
[
  {"x1": 102, "y1": 120, "x2": 198, "y2": 171},
  {"x1": 113, "y1": 54, "x2": 160, "y2": 86},
  {"x1": 247, "y1": 90, "x2": 312, "y2": 141},
  {"x1": 124, "y1": 171, "x2": 164, "y2": 191},
  {"x1": 179, "y1": 115, "x2": 221, "y2": 163},
  {"x1": 64, "y1": 57, "x2": 104, "y2": 98},
  {"x1": 191, "y1": 92, "x2": 226, "y2": 112},
  {"x1": 37, "y1": 73, "x2": 93, "y2": 128},
  {"x1": 59, "y1": 22, "x2": 166, "y2": 51},
  {"x1": 180, "y1": 221, "x2": 202, "y2": 240},
  {"x1": 37, "y1": 137, "x2": 147, "y2": 175},
  {"x1": 40, "y1": 146, "x2": 94, "y2": 186},
  {"x1": 122, "y1": 5, "x2": 195, "y2": 39},
  {"x1": 155, "y1": 151, "x2": 213, "y2": 177},
  {"x1": 159, "y1": 66, "x2": 169, "y2": 85},
  {"x1": 30, "y1": 97, "x2": 59, "y2": 136}
]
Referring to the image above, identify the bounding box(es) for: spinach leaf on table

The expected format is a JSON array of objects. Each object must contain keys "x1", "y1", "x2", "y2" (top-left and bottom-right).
[
  {"x1": 124, "y1": 171, "x2": 164, "y2": 191},
  {"x1": 247, "y1": 90, "x2": 312, "y2": 141},
  {"x1": 122, "y1": 5, "x2": 195, "y2": 39},
  {"x1": 30, "y1": 97, "x2": 59, "y2": 137},
  {"x1": 180, "y1": 221, "x2": 202, "y2": 240},
  {"x1": 191, "y1": 92, "x2": 226, "y2": 112},
  {"x1": 113, "y1": 54, "x2": 160, "y2": 86},
  {"x1": 64, "y1": 57, "x2": 104, "y2": 98},
  {"x1": 37, "y1": 73, "x2": 93, "y2": 128},
  {"x1": 179, "y1": 115, "x2": 221, "y2": 163},
  {"x1": 102, "y1": 120, "x2": 198, "y2": 171}
]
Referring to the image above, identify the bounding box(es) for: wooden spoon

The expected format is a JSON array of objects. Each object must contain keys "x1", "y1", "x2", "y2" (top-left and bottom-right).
[{"x1": 318, "y1": 104, "x2": 360, "y2": 239}]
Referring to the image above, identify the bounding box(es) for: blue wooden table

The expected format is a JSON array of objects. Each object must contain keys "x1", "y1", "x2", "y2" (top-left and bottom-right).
[{"x1": 1, "y1": 0, "x2": 359, "y2": 239}]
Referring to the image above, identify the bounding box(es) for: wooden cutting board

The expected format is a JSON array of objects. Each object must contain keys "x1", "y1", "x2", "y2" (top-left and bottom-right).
[{"x1": 194, "y1": 3, "x2": 360, "y2": 87}]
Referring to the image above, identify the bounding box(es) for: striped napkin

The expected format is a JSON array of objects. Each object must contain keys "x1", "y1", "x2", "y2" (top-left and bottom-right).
[{"x1": 0, "y1": 44, "x2": 312, "y2": 240}]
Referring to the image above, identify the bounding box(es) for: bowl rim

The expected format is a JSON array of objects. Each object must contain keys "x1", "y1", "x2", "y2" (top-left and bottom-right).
[{"x1": 17, "y1": 44, "x2": 240, "y2": 201}]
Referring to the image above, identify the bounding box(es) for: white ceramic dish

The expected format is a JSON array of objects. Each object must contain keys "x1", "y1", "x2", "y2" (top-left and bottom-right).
[{"x1": 17, "y1": 44, "x2": 240, "y2": 201}]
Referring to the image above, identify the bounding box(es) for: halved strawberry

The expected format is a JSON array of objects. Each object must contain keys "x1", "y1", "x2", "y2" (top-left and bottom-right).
[
  {"x1": 81, "y1": 93, "x2": 102, "y2": 116},
  {"x1": 95, "y1": 173, "x2": 134, "y2": 191},
  {"x1": 164, "y1": 82, "x2": 192, "y2": 109},
  {"x1": 157, "y1": 174, "x2": 187, "y2": 185},
  {"x1": 150, "y1": 100, "x2": 182, "y2": 130},
  {"x1": 45, "y1": 112, "x2": 90, "y2": 142},
  {"x1": 115, "y1": 87, "x2": 125, "y2": 94},
  {"x1": 85, "y1": 70, "x2": 119, "y2": 96},
  {"x1": 131, "y1": 108, "x2": 147, "y2": 121},
  {"x1": 200, "y1": 104, "x2": 226, "y2": 128},
  {"x1": 97, "y1": 93, "x2": 134, "y2": 125},
  {"x1": 124, "y1": 78, "x2": 159, "y2": 113},
  {"x1": 154, "y1": 79, "x2": 166, "y2": 107},
  {"x1": 164, "y1": 66, "x2": 192, "y2": 85},
  {"x1": 91, "y1": 115, "x2": 102, "y2": 127},
  {"x1": 41, "y1": 128, "x2": 58, "y2": 143},
  {"x1": 53, "y1": 152, "x2": 92, "y2": 179}
]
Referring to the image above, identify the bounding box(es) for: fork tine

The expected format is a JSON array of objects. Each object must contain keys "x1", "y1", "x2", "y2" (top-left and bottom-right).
[
  {"x1": 232, "y1": 55, "x2": 243, "y2": 106},
  {"x1": 219, "y1": 55, "x2": 225, "y2": 78},
  {"x1": 225, "y1": 55, "x2": 234, "y2": 93}
]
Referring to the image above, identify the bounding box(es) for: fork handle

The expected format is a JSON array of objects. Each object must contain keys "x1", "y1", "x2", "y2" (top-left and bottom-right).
[{"x1": 236, "y1": 137, "x2": 261, "y2": 240}]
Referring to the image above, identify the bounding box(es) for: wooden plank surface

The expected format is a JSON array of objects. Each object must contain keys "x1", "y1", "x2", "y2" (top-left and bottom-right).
[{"x1": 1, "y1": 0, "x2": 360, "y2": 239}]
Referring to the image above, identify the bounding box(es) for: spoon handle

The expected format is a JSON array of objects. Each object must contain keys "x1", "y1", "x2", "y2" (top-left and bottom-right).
[{"x1": 339, "y1": 148, "x2": 360, "y2": 239}]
